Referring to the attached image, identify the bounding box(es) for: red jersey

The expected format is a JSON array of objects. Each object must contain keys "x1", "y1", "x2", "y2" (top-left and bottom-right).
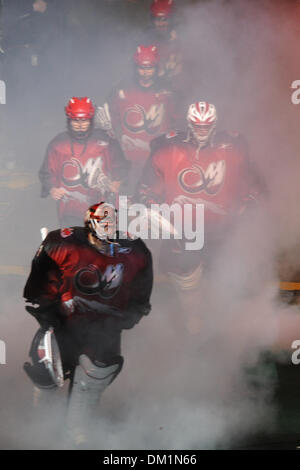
[
  {"x1": 39, "y1": 129, "x2": 128, "y2": 221},
  {"x1": 139, "y1": 131, "x2": 259, "y2": 234},
  {"x1": 108, "y1": 79, "x2": 175, "y2": 165},
  {"x1": 24, "y1": 227, "x2": 153, "y2": 324}
]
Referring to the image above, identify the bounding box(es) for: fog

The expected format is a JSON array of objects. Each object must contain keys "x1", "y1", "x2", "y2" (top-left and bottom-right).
[{"x1": 1, "y1": 0, "x2": 300, "y2": 449}]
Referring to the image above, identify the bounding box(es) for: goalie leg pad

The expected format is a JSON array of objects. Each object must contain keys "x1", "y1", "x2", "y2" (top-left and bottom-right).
[{"x1": 65, "y1": 354, "x2": 123, "y2": 446}]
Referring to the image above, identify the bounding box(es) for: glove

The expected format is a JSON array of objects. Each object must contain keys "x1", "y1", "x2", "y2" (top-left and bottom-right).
[
  {"x1": 118, "y1": 304, "x2": 151, "y2": 330},
  {"x1": 25, "y1": 301, "x2": 62, "y2": 331}
]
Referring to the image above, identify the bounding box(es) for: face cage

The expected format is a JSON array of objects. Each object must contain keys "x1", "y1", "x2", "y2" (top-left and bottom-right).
[
  {"x1": 152, "y1": 14, "x2": 172, "y2": 31},
  {"x1": 154, "y1": 15, "x2": 169, "y2": 24},
  {"x1": 67, "y1": 118, "x2": 93, "y2": 140},
  {"x1": 188, "y1": 121, "x2": 216, "y2": 146},
  {"x1": 136, "y1": 64, "x2": 157, "y2": 76},
  {"x1": 89, "y1": 216, "x2": 117, "y2": 241}
]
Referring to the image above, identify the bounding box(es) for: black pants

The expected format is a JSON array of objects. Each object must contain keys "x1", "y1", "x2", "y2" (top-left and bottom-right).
[{"x1": 55, "y1": 315, "x2": 122, "y2": 377}]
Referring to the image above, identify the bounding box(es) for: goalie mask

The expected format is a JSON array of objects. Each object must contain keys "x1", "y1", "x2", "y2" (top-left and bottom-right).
[
  {"x1": 85, "y1": 202, "x2": 117, "y2": 241},
  {"x1": 187, "y1": 101, "x2": 217, "y2": 148}
]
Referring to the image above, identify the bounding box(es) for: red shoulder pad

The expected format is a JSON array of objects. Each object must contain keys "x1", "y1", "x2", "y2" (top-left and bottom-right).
[{"x1": 60, "y1": 228, "x2": 74, "y2": 238}]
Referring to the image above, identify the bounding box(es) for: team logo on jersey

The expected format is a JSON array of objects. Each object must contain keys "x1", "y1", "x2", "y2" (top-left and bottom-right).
[
  {"x1": 166, "y1": 130, "x2": 178, "y2": 139},
  {"x1": 62, "y1": 156, "x2": 105, "y2": 189},
  {"x1": 60, "y1": 228, "x2": 73, "y2": 238},
  {"x1": 123, "y1": 104, "x2": 165, "y2": 135},
  {"x1": 74, "y1": 263, "x2": 124, "y2": 299},
  {"x1": 178, "y1": 161, "x2": 226, "y2": 195}
]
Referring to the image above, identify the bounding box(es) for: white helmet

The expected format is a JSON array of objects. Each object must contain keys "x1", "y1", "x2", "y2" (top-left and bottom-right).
[{"x1": 187, "y1": 101, "x2": 217, "y2": 147}]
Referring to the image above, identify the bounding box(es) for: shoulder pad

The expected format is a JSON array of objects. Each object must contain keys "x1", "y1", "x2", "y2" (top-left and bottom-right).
[
  {"x1": 44, "y1": 226, "x2": 85, "y2": 247},
  {"x1": 214, "y1": 130, "x2": 248, "y2": 152},
  {"x1": 150, "y1": 130, "x2": 184, "y2": 154},
  {"x1": 43, "y1": 228, "x2": 73, "y2": 246},
  {"x1": 166, "y1": 130, "x2": 179, "y2": 139},
  {"x1": 48, "y1": 131, "x2": 69, "y2": 148},
  {"x1": 60, "y1": 227, "x2": 74, "y2": 238}
]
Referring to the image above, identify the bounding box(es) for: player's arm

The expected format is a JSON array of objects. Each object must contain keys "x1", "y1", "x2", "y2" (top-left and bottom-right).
[
  {"x1": 39, "y1": 142, "x2": 66, "y2": 200},
  {"x1": 23, "y1": 238, "x2": 63, "y2": 330},
  {"x1": 107, "y1": 88, "x2": 124, "y2": 142},
  {"x1": 119, "y1": 243, "x2": 153, "y2": 330},
  {"x1": 108, "y1": 137, "x2": 130, "y2": 194},
  {"x1": 136, "y1": 141, "x2": 166, "y2": 205}
]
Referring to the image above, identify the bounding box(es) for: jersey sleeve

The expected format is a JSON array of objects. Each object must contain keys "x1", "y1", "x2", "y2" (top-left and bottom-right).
[
  {"x1": 136, "y1": 141, "x2": 167, "y2": 205},
  {"x1": 119, "y1": 241, "x2": 153, "y2": 330},
  {"x1": 23, "y1": 237, "x2": 62, "y2": 305},
  {"x1": 38, "y1": 140, "x2": 59, "y2": 198},
  {"x1": 129, "y1": 242, "x2": 153, "y2": 312},
  {"x1": 107, "y1": 86, "x2": 123, "y2": 142},
  {"x1": 108, "y1": 136, "x2": 130, "y2": 182}
]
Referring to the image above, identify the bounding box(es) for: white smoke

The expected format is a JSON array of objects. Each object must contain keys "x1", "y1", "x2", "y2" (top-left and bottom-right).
[{"x1": 1, "y1": 0, "x2": 300, "y2": 450}]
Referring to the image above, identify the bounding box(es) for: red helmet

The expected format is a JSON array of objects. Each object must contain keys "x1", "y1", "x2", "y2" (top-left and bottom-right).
[
  {"x1": 65, "y1": 97, "x2": 95, "y2": 119},
  {"x1": 150, "y1": 0, "x2": 174, "y2": 18},
  {"x1": 134, "y1": 45, "x2": 160, "y2": 67}
]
